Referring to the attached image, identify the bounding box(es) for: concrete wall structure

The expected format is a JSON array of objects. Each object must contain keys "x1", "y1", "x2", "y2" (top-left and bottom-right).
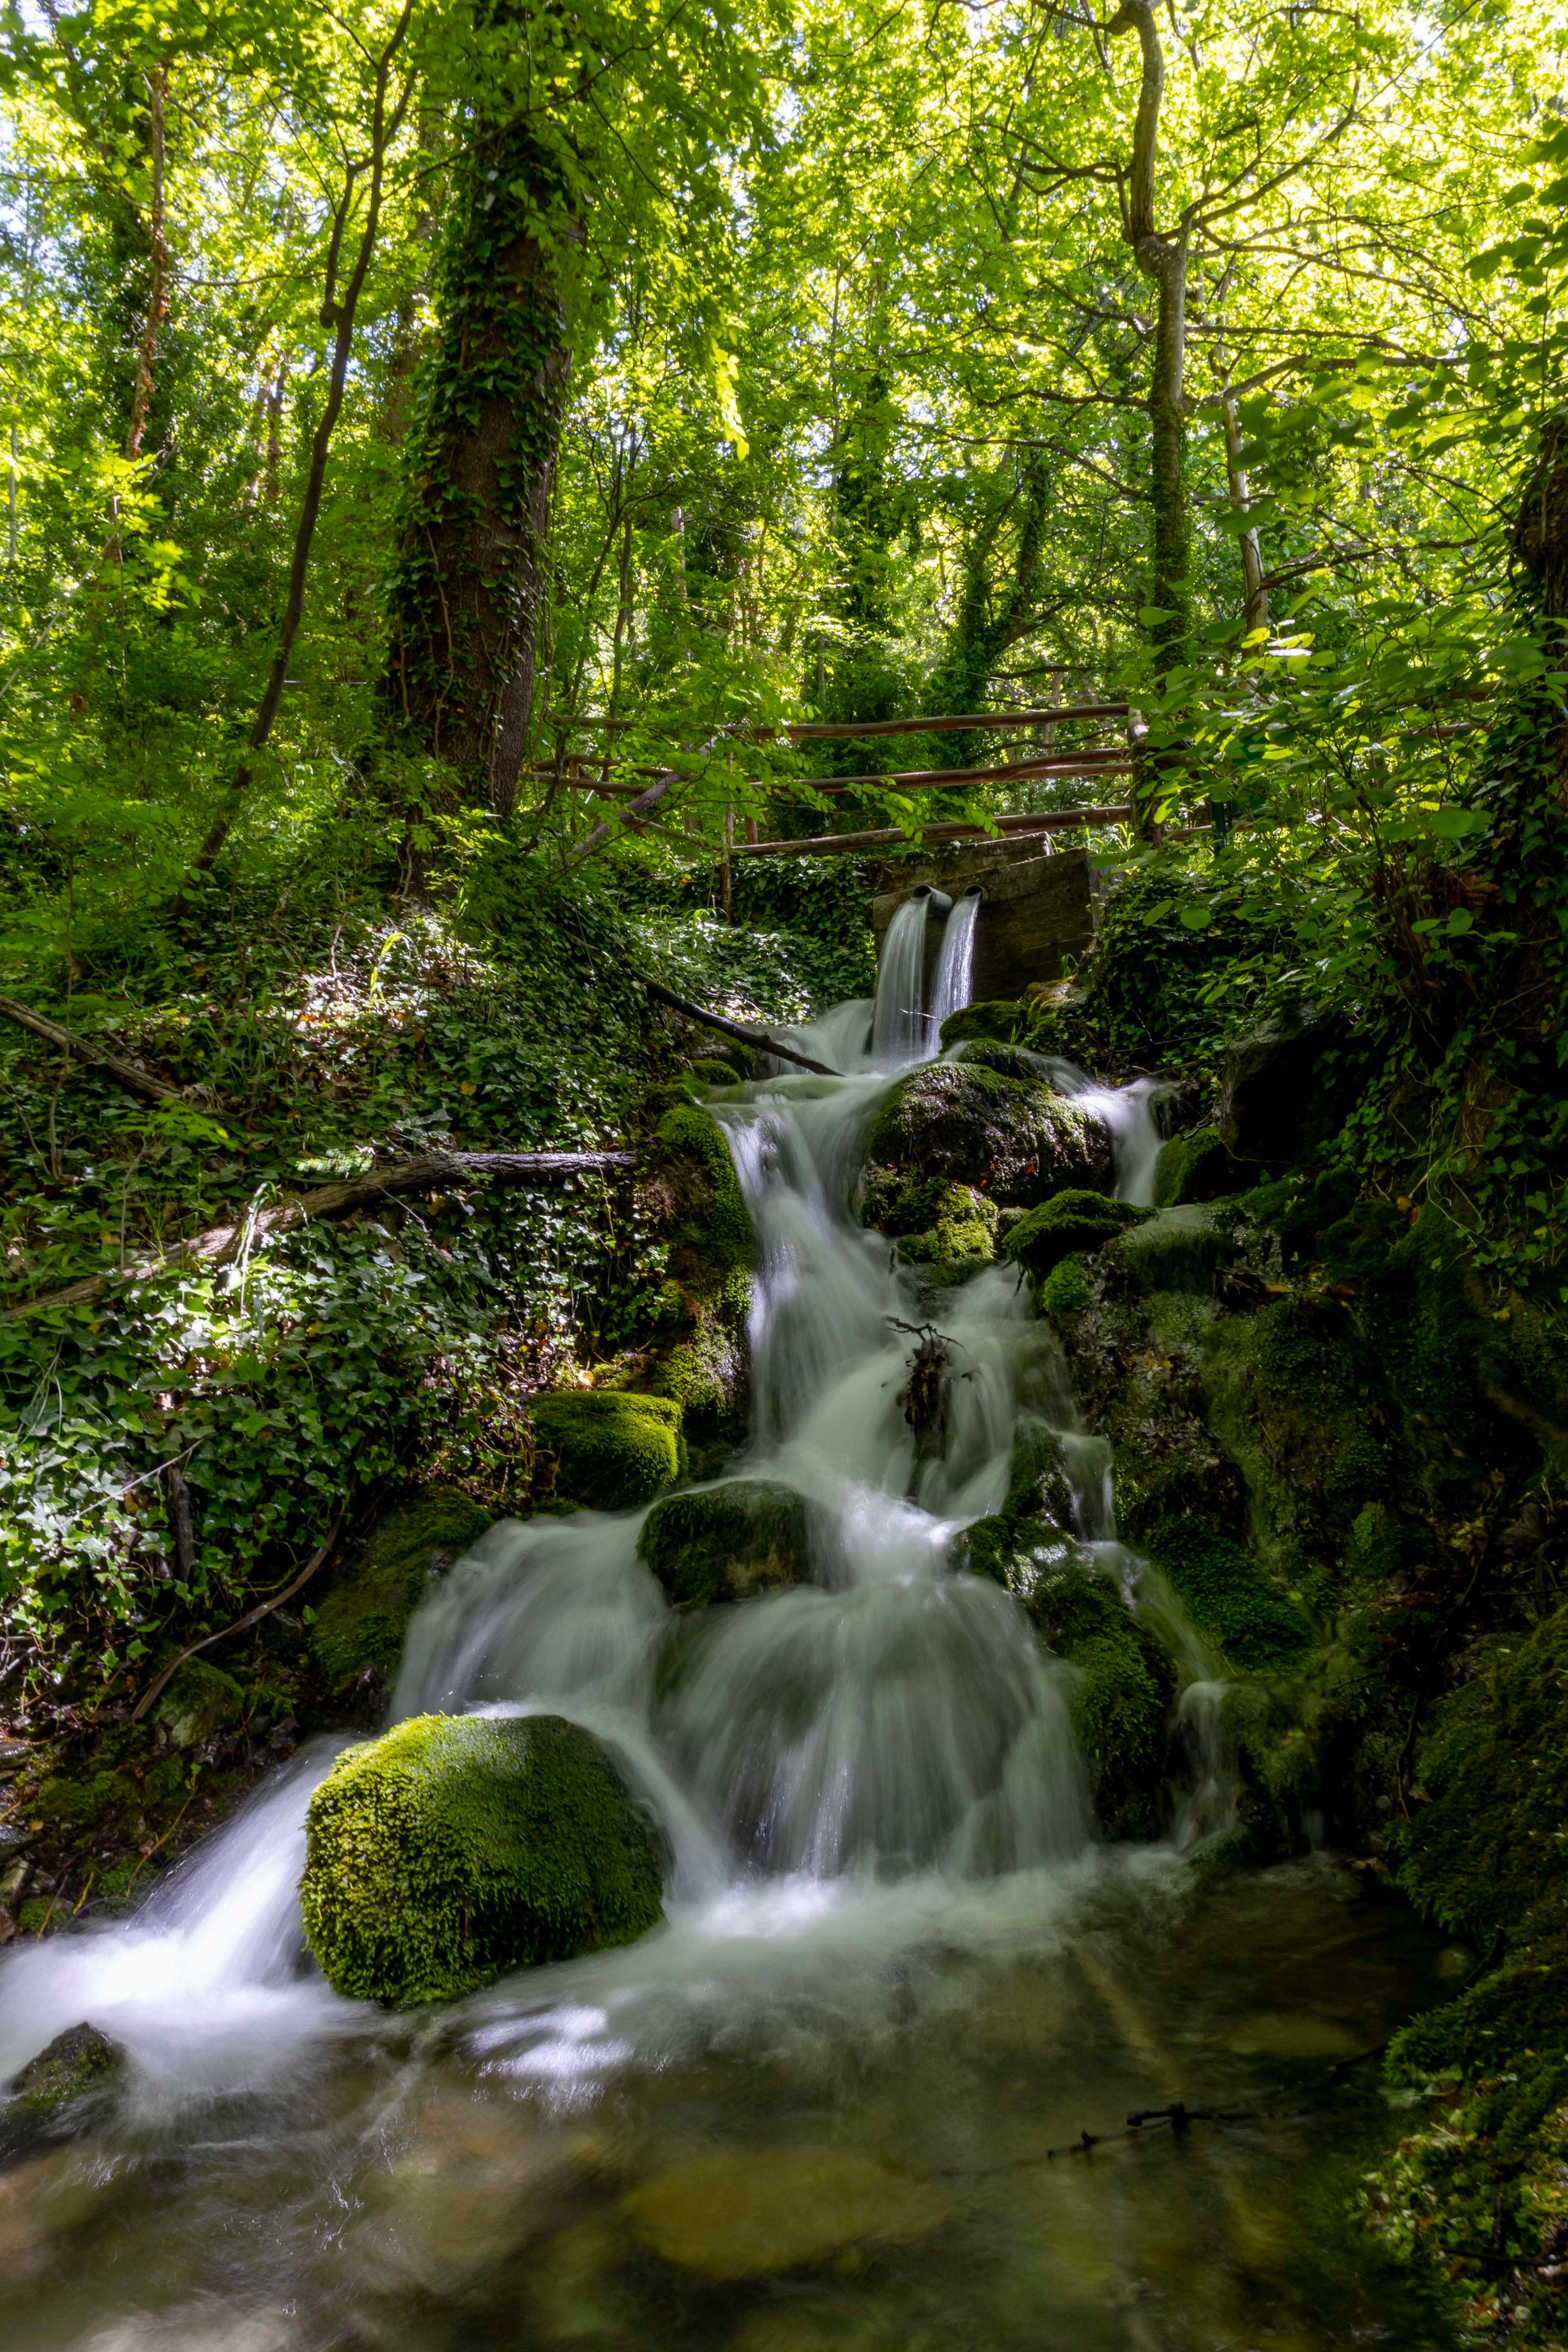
[{"x1": 870, "y1": 841, "x2": 1095, "y2": 1003}]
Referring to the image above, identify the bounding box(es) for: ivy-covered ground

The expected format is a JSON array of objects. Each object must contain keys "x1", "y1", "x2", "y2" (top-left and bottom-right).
[{"x1": 0, "y1": 849, "x2": 875, "y2": 1928}]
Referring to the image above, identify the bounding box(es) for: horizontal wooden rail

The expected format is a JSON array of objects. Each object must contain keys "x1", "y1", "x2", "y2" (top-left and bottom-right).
[
  {"x1": 732, "y1": 804, "x2": 1135, "y2": 859},
  {"x1": 546, "y1": 701, "x2": 1129, "y2": 743},
  {"x1": 539, "y1": 750, "x2": 1132, "y2": 800}
]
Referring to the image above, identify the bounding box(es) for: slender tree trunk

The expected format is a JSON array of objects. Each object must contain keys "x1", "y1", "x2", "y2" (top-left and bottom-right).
[
  {"x1": 1109, "y1": 0, "x2": 1189, "y2": 838},
  {"x1": 123, "y1": 62, "x2": 169, "y2": 464},
  {"x1": 1220, "y1": 384, "x2": 1268, "y2": 638},
  {"x1": 174, "y1": 4, "x2": 414, "y2": 898},
  {"x1": 382, "y1": 125, "x2": 577, "y2": 820}
]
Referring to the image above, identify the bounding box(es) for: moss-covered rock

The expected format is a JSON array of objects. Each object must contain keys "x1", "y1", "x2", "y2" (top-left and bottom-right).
[
  {"x1": 300, "y1": 1712, "x2": 665, "y2": 2004},
  {"x1": 1358, "y1": 1610, "x2": 1568, "y2": 2342},
  {"x1": 531, "y1": 1392, "x2": 686, "y2": 1512},
  {"x1": 686, "y1": 1057, "x2": 743, "y2": 1088},
  {"x1": 860, "y1": 1169, "x2": 999, "y2": 1269},
  {"x1": 634, "y1": 1105, "x2": 753, "y2": 1454},
  {"x1": 937, "y1": 999, "x2": 1026, "y2": 1051},
  {"x1": 1152, "y1": 1126, "x2": 1238, "y2": 1209},
  {"x1": 1002, "y1": 1188, "x2": 1147, "y2": 1280},
  {"x1": 3, "y1": 2023, "x2": 128, "y2": 2157},
  {"x1": 312, "y1": 1488, "x2": 492, "y2": 1703},
  {"x1": 1139, "y1": 1515, "x2": 1313, "y2": 1674},
  {"x1": 638, "y1": 1480, "x2": 812, "y2": 1607},
  {"x1": 1038, "y1": 1253, "x2": 1091, "y2": 1317},
  {"x1": 153, "y1": 1658, "x2": 244, "y2": 1750},
  {"x1": 1103, "y1": 1202, "x2": 1237, "y2": 1296},
  {"x1": 862, "y1": 1060, "x2": 1112, "y2": 1209}
]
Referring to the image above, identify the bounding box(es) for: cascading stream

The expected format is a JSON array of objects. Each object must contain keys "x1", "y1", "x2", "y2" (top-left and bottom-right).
[{"x1": 0, "y1": 906, "x2": 1226, "y2": 2102}]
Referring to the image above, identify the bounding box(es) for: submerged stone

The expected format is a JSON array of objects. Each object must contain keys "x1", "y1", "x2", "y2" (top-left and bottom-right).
[
  {"x1": 531, "y1": 1391, "x2": 686, "y2": 1511},
  {"x1": 2, "y1": 2023, "x2": 129, "y2": 2161},
  {"x1": 299, "y1": 1712, "x2": 665, "y2": 2005},
  {"x1": 621, "y1": 2146, "x2": 947, "y2": 2279},
  {"x1": 862, "y1": 1060, "x2": 1112, "y2": 1209},
  {"x1": 638, "y1": 1480, "x2": 812, "y2": 1607}
]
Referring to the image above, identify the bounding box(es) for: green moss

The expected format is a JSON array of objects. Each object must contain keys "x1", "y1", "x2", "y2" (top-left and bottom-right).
[
  {"x1": 687, "y1": 1058, "x2": 743, "y2": 1088},
  {"x1": 1139, "y1": 1516, "x2": 1313, "y2": 1673},
  {"x1": 1105, "y1": 1202, "x2": 1236, "y2": 1296},
  {"x1": 937, "y1": 1000, "x2": 1026, "y2": 1050},
  {"x1": 1152, "y1": 1126, "x2": 1237, "y2": 1208},
  {"x1": 862, "y1": 1060, "x2": 1113, "y2": 1207},
  {"x1": 8, "y1": 2023, "x2": 127, "y2": 2114},
  {"x1": 312, "y1": 1488, "x2": 492, "y2": 1699},
  {"x1": 1002, "y1": 1188, "x2": 1146, "y2": 1279},
  {"x1": 1039, "y1": 1254, "x2": 1091, "y2": 1316},
  {"x1": 1362, "y1": 1608, "x2": 1568, "y2": 2340},
  {"x1": 896, "y1": 1184, "x2": 1000, "y2": 1268},
  {"x1": 1202, "y1": 1298, "x2": 1386, "y2": 1575},
  {"x1": 638, "y1": 1480, "x2": 811, "y2": 1607},
  {"x1": 299, "y1": 1712, "x2": 665, "y2": 2004},
  {"x1": 31, "y1": 1768, "x2": 135, "y2": 1829},
  {"x1": 531, "y1": 1392, "x2": 687, "y2": 1511},
  {"x1": 153, "y1": 1658, "x2": 244, "y2": 1750},
  {"x1": 652, "y1": 1105, "x2": 753, "y2": 1273}
]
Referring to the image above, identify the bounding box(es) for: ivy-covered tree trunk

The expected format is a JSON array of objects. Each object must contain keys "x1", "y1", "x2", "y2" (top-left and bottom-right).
[{"x1": 383, "y1": 125, "x2": 575, "y2": 818}]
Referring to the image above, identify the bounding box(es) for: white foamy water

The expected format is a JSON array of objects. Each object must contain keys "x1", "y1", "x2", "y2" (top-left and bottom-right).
[{"x1": 0, "y1": 891, "x2": 1223, "y2": 2108}]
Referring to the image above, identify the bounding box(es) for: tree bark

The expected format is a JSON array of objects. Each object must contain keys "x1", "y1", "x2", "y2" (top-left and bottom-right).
[
  {"x1": 382, "y1": 125, "x2": 577, "y2": 819},
  {"x1": 1220, "y1": 384, "x2": 1268, "y2": 639},
  {"x1": 0, "y1": 992, "x2": 186, "y2": 1105},
  {"x1": 1109, "y1": 0, "x2": 1190, "y2": 837}
]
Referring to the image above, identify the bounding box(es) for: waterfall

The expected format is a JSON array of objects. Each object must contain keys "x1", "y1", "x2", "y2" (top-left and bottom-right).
[
  {"x1": 0, "y1": 928, "x2": 1224, "y2": 2098},
  {"x1": 869, "y1": 894, "x2": 931, "y2": 1066},
  {"x1": 928, "y1": 887, "x2": 981, "y2": 1043}
]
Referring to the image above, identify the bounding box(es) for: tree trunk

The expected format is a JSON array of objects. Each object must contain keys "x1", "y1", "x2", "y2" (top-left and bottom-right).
[
  {"x1": 1220, "y1": 384, "x2": 1268, "y2": 639},
  {"x1": 382, "y1": 124, "x2": 576, "y2": 819},
  {"x1": 1109, "y1": 0, "x2": 1190, "y2": 837}
]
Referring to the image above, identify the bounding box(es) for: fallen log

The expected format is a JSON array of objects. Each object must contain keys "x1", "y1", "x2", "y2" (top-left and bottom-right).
[
  {"x1": 733, "y1": 803, "x2": 1136, "y2": 858},
  {"x1": 4, "y1": 1149, "x2": 634, "y2": 1321},
  {"x1": 642, "y1": 979, "x2": 836, "y2": 1075},
  {"x1": 0, "y1": 994, "x2": 187, "y2": 1107}
]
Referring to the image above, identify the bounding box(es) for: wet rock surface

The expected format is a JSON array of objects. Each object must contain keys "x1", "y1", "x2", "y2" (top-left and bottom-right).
[{"x1": 638, "y1": 1480, "x2": 813, "y2": 1607}]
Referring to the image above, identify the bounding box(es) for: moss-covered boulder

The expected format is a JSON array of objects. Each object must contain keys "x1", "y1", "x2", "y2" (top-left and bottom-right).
[
  {"x1": 300, "y1": 1712, "x2": 665, "y2": 2005},
  {"x1": 531, "y1": 1392, "x2": 686, "y2": 1512},
  {"x1": 685, "y1": 1056, "x2": 744, "y2": 1088},
  {"x1": 638, "y1": 1480, "x2": 812, "y2": 1607},
  {"x1": 1001, "y1": 1188, "x2": 1147, "y2": 1280},
  {"x1": 153, "y1": 1658, "x2": 244, "y2": 1750},
  {"x1": 312, "y1": 1488, "x2": 492, "y2": 1705},
  {"x1": 1152, "y1": 1126, "x2": 1238, "y2": 1209},
  {"x1": 862, "y1": 1061, "x2": 1112, "y2": 1209},
  {"x1": 938, "y1": 1000, "x2": 1026, "y2": 1051},
  {"x1": 645, "y1": 1105, "x2": 752, "y2": 1275},
  {"x1": 858, "y1": 1169, "x2": 1000, "y2": 1272},
  {"x1": 1103, "y1": 1202, "x2": 1237, "y2": 1296}
]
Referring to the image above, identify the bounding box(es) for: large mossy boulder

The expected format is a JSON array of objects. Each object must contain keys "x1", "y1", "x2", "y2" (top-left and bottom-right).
[
  {"x1": 858, "y1": 1170, "x2": 999, "y2": 1274},
  {"x1": 531, "y1": 1391, "x2": 686, "y2": 1511},
  {"x1": 862, "y1": 1060, "x2": 1112, "y2": 1210},
  {"x1": 1218, "y1": 1007, "x2": 1354, "y2": 1166},
  {"x1": 312, "y1": 1488, "x2": 493, "y2": 1706},
  {"x1": 300, "y1": 1712, "x2": 665, "y2": 2005},
  {"x1": 1002, "y1": 1188, "x2": 1147, "y2": 1280},
  {"x1": 638, "y1": 1480, "x2": 812, "y2": 1608}
]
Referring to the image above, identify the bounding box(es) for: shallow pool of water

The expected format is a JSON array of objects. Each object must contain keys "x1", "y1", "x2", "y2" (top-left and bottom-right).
[{"x1": 2, "y1": 1852, "x2": 1458, "y2": 2352}]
